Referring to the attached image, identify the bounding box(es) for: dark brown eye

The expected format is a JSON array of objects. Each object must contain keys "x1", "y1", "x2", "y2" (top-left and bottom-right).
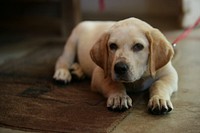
[
  {"x1": 109, "y1": 43, "x2": 118, "y2": 51},
  {"x1": 132, "y1": 43, "x2": 144, "y2": 51}
]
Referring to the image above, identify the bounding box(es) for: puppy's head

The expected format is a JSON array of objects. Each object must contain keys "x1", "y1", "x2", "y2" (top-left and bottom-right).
[{"x1": 90, "y1": 18, "x2": 174, "y2": 82}]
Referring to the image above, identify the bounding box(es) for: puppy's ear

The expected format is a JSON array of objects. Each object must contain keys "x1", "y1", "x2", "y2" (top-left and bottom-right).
[
  {"x1": 90, "y1": 33, "x2": 110, "y2": 77},
  {"x1": 146, "y1": 29, "x2": 174, "y2": 77}
]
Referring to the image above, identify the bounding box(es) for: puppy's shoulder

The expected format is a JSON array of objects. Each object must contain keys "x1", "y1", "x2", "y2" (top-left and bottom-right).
[{"x1": 155, "y1": 61, "x2": 177, "y2": 79}]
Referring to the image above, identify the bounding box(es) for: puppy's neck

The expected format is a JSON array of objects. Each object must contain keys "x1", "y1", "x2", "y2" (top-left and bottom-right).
[{"x1": 123, "y1": 76, "x2": 155, "y2": 93}]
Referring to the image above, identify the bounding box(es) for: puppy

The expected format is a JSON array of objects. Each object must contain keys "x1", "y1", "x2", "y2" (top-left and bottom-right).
[{"x1": 53, "y1": 17, "x2": 178, "y2": 115}]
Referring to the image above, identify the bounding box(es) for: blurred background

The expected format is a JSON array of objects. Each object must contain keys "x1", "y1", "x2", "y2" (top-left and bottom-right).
[
  {"x1": 0, "y1": 0, "x2": 200, "y2": 66},
  {"x1": 0, "y1": 0, "x2": 199, "y2": 44}
]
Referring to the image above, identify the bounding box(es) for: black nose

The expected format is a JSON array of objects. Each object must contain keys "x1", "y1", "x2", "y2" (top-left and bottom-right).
[{"x1": 114, "y1": 62, "x2": 129, "y2": 75}]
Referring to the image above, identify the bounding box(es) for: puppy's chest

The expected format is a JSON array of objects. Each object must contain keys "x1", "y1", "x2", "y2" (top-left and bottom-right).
[{"x1": 123, "y1": 76, "x2": 155, "y2": 93}]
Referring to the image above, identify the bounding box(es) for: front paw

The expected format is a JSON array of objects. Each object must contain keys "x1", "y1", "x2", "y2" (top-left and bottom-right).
[
  {"x1": 53, "y1": 68, "x2": 72, "y2": 83},
  {"x1": 148, "y1": 95, "x2": 173, "y2": 115},
  {"x1": 107, "y1": 93, "x2": 132, "y2": 111}
]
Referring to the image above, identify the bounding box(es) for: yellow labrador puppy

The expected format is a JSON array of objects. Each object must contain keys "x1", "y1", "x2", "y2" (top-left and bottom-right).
[{"x1": 54, "y1": 17, "x2": 178, "y2": 115}]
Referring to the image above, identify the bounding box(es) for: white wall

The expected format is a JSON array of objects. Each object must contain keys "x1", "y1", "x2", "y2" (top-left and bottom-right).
[{"x1": 182, "y1": 0, "x2": 200, "y2": 27}]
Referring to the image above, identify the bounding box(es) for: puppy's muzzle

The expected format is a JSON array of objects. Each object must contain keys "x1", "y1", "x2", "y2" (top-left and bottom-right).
[{"x1": 114, "y1": 62, "x2": 129, "y2": 75}]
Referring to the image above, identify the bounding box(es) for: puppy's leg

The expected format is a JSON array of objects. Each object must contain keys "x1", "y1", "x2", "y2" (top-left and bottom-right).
[
  {"x1": 91, "y1": 67, "x2": 132, "y2": 111},
  {"x1": 148, "y1": 67, "x2": 178, "y2": 115},
  {"x1": 70, "y1": 63, "x2": 85, "y2": 79},
  {"x1": 53, "y1": 34, "x2": 77, "y2": 83}
]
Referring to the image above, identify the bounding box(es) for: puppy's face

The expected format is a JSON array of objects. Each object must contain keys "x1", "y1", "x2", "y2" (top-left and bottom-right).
[
  {"x1": 90, "y1": 18, "x2": 174, "y2": 83},
  {"x1": 108, "y1": 26, "x2": 149, "y2": 82}
]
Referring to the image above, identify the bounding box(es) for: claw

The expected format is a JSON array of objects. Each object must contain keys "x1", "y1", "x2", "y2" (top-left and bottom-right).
[
  {"x1": 107, "y1": 93, "x2": 132, "y2": 112},
  {"x1": 148, "y1": 96, "x2": 173, "y2": 115},
  {"x1": 53, "y1": 68, "x2": 72, "y2": 83}
]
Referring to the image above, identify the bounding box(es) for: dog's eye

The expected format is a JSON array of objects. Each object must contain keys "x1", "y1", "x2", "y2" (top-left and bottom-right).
[
  {"x1": 132, "y1": 43, "x2": 144, "y2": 51},
  {"x1": 109, "y1": 43, "x2": 118, "y2": 51}
]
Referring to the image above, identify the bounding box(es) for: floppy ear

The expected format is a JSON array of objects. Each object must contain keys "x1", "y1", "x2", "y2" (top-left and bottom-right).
[
  {"x1": 90, "y1": 33, "x2": 110, "y2": 77},
  {"x1": 146, "y1": 29, "x2": 174, "y2": 77}
]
